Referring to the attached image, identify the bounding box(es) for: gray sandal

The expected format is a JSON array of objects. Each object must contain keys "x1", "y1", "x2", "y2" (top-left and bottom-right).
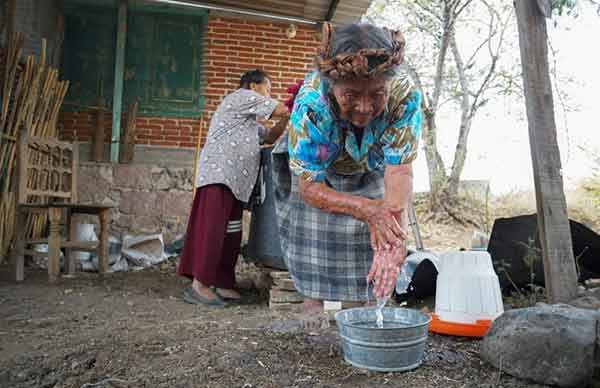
[{"x1": 183, "y1": 286, "x2": 225, "y2": 306}]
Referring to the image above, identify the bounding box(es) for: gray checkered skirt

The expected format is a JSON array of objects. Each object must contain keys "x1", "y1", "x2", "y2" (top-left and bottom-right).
[{"x1": 271, "y1": 138, "x2": 383, "y2": 302}]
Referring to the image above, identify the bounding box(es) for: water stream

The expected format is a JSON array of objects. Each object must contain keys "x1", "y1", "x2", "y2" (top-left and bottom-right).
[{"x1": 376, "y1": 296, "x2": 389, "y2": 328}]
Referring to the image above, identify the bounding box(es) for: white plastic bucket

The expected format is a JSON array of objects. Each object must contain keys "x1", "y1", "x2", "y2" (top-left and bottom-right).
[
  {"x1": 430, "y1": 250, "x2": 503, "y2": 337},
  {"x1": 73, "y1": 223, "x2": 97, "y2": 263}
]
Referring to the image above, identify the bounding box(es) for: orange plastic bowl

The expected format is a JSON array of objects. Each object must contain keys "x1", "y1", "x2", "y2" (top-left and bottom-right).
[{"x1": 428, "y1": 314, "x2": 492, "y2": 338}]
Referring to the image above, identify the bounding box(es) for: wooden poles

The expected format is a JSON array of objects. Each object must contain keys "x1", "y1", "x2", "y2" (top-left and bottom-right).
[
  {"x1": 110, "y1": 0, "x2": 128, "y2": 162},
  {"x1": 0, "y1": 33, "x2": 69, "y2": 263},
  {"x1": 119, "y1": 100, "x2": 138, "y2": 164}
]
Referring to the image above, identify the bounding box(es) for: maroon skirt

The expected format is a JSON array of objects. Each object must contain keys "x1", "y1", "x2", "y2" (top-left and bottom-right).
[{"x1": 177, "y1": 184, "x2": 243, "y2": 289}]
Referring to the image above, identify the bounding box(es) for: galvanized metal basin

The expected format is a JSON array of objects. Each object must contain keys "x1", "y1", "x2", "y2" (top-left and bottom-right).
[{"x1": 335, "y1": 307, "x2": 431, "y2": 372}]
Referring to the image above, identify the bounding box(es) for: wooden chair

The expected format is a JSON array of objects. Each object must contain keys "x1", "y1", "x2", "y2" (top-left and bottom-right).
[{"x1": 12, "y1": 133, "x2": 114, "y2": 282}]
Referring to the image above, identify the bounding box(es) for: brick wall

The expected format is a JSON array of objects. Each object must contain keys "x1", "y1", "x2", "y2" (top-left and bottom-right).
[
  {"x1": 60, "y1": 113, "x2": 202, "y2": 148},
  {"x1": 58, "y1": 16, "x2": 318, "y2": 149}
]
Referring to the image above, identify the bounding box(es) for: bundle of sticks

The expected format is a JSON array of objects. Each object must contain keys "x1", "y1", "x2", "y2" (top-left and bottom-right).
[{"x1": 0, "y1": 33, "x2": 69, "y2": 263}]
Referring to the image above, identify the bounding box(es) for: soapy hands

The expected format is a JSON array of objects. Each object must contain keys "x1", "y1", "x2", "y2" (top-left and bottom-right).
[
  {"x1": 367, "y1": 240, "x2": 407, "y2": 299},
  {"x1": 363, "y1": 201, "x2": 407, "y2": 251}
]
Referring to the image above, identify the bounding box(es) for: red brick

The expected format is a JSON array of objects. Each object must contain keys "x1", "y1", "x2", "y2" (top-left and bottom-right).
[
  {"x1": 152, "y1": 140, "x2": 179, "y2": 146},
  {"x1": 178, "y1": 119, "x2": 199, "y2": 125},
  {"x1": 162, "y1": 130, "x2": 180, "y2": 137},
  {"x1": 180, "y1": 142, "x2": 196, "y2": 148},
  {"x1": 140, "y1": 124, "x2": 163, "y2": 131}
]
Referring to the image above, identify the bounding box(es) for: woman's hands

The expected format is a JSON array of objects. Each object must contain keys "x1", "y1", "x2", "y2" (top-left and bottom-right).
[
  {"x1": 368, "y1": 243, "x2": 407, "y2": 298},
  {"x1": 297, "y1": 177, "x2": 411, "y2": 298},
  {"x1": 359, "y1": 200, "x2": 409, "y2": 299},
  {"x1": 361, "y1": 200, "x2": 407, "y2": 251}
]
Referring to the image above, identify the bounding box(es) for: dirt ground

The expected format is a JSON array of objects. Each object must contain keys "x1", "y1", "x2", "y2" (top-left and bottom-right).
[{"x1": 0, "y1": 261, "x2": 549, "y2": 388}]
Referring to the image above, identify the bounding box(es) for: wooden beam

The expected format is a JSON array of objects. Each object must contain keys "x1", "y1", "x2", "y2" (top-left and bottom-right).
[
  {"x1": 325, "y1": 0, "x2": 340, "y2": 22},
  {"x1": 110, "y1": 0, "x2": 127, "y2": 162},
  {"x1": 514, "y1": 0, "x2": 578, "y2": 303},
  {"x1": 6, "y1": 0, "x2": 16, "y2": 37}
]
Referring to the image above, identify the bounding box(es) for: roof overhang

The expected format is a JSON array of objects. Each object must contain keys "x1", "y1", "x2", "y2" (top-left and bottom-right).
[{"x1": 137, "y1": 0, "x2": 373, "y2": 25}]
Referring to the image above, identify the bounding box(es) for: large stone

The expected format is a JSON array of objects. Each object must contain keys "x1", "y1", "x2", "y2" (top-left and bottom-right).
[
  {"x1": 115, "y1": 214, "x2": 161, "y2": 235},
  {"x1": 481, "y1": 304, "x2": 599, "y2": 387},
  {"x1": 152, "y1": 168, "x2": 173, "y2": 191},
  {"x1": 77, "y1": 164, "x2": 113, "y2": 203},
  {"x1": 157, "y1": 191, "x2": 192, "y2": 218},
  {"x1": 119, "y1": 191, "x2": 157, "y2": 215},
  {"x1": 569, "y1": 288, "x2": 600, "y2": 310},
  {"x1": 114, "y1": 164, "x2": 153, "y2": 190},
  {"x1": 171, "y1": 167, "x2": 194, "y2": 191}
]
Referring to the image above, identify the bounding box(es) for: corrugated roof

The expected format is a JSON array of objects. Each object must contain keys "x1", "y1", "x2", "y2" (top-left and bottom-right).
[
  {"x1": 331, "y1": 0, "x2": 372, "y2": 24},
  {"x1": 189, "y1": 0, "x2": 371, "y2": 24}
]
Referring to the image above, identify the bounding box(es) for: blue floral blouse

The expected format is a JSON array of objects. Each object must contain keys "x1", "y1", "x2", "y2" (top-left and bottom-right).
[{"x1": 288, "y1": 70, "x2": 422, "y2": 182}]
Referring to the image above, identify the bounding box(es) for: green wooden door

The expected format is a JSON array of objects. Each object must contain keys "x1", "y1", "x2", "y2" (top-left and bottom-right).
[
  {"x1": 124, "y1": 11, "x2": 207, "y2": 117},
  {"x1": 62, "y1": 6, "x2": 117, "y2": 108},
  {"x1": 61, "y1": 3, "x2": 207, "y2": 117}
]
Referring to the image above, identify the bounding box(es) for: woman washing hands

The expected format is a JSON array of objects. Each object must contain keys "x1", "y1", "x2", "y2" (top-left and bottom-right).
[{"x1": 272, "y1": 22, "x2": 421, "y2": 317}]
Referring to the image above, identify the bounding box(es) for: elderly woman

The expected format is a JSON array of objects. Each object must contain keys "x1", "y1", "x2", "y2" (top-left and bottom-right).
[
  {"x1": 179, "y1": 69, "x2": 289, "y2": 306},
  {"x1": 272, "y1": 23, "x2": 422, "y2": 315}
]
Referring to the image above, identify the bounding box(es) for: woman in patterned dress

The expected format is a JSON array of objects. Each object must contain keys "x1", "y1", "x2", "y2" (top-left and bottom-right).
[
  {"x1": 273, "y1": 23, "x2": 422, "y2": 315},
  {"x1": 179, "y1": 69, "x2": 289, "y2": 306}
]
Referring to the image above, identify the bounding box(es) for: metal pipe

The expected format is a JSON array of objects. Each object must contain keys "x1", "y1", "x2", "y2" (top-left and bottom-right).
[{"x1": 144, "y1": 0, "x2": 319, "y2": 25}]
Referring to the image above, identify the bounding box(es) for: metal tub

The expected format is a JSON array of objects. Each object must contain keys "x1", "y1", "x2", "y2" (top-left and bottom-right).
[{"x1": 335, "y1": 307, "x2": 431, "y2": 372}]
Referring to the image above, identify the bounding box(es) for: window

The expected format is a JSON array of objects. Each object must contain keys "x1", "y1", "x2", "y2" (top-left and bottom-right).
[
  {"x1": 61, "y1": 3, "x2": 207, "y2": 116},
  {"x1": 62, "y1": 6, "x2": 117, "y2": 108},
  {"x1": 125, "y1": 11, "x2": 207, "y2": 116}
]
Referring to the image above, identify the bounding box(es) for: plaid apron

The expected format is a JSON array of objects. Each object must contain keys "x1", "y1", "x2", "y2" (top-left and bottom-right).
[{"x1": 272, "y1": 137, "x2": 383, "y2": 302}]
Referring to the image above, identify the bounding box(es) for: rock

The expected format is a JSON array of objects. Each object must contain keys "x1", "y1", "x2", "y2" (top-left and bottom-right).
[
  {"x1": 585, "y1": 278, "x2": 600, "y2": 289},
  {"x1": 152, "y1": 168, "x2": 173, "y2": 191},
  {"x1": 481, "y1": 304, "x2": 598, "y2": 387},
  {"x1": 172, "y1": 168, "x2": 194, "y2": 191},
  {"x1": 77, "y1": 164, "x2": 112, "y2": 203},
  {"x1": 114, "y1": 164, "x2": 153, "y2": 189},
  {"x1": 157, "y1": 191, "x2": 192, "y2": 218},
  {"x1": 119, "y1": 192, "x2": 157, "y2": 215},
  {"x1": 569, "y1": 288, "x2": 600, "y2": 310}
]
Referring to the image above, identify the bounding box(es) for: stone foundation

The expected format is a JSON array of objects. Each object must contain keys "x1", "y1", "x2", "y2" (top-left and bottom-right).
[{"x1": 77, "y1": 163, "x2": 194, "y2": 244}]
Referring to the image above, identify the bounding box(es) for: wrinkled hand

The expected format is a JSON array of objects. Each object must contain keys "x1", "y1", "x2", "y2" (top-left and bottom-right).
[
  {"x1": 363, "y1": 201, "x2": 408, "y2": 251},
  {"x1": 367, "y1": 244, "x2": 407, "y2": 298}
]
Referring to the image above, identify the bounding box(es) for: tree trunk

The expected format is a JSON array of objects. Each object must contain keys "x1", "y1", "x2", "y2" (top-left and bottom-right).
[
  {"x1": 405, "y1": 64, "x2": 448, "y2": 208},
  {"x1": 514, "y1": 0, "x2": 577, "y2": 303},
  {"x1": 423, "y1": 108, "x2": 447, "y2": 202},
  {"x1": 415, "y1": 0, "x2": 456, "y2": 209},
  {"x1": 447, "y1": 36, "x2": 473, "y2": 196},
  {"x1": 446, "y1": 115, "x2": 472, "y2": 196}
]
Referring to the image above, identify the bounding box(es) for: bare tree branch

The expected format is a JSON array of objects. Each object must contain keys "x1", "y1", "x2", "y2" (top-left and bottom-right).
[
  {"x1": 413, "y1": 0, "x2": 444, "y2": 22},
  {"x1": 468, "y1": 0, "x2": 509, "y2": 119},
  {"x1": 455, "y1": 0, "x2": 475, "y2": 17},
  {"x1": 431, "y1": 1, "x2": 454, "y2": 110}
]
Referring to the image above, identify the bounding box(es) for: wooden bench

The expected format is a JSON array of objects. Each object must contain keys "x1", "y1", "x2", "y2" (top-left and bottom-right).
[{"x1": 12, "y1": 134, "x2": 114, "y2": 282}]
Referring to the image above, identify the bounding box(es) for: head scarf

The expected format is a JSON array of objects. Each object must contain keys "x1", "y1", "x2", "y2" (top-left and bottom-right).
[{"x1": 316, "y1": 22, "x2": 406, "y2": 81}]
